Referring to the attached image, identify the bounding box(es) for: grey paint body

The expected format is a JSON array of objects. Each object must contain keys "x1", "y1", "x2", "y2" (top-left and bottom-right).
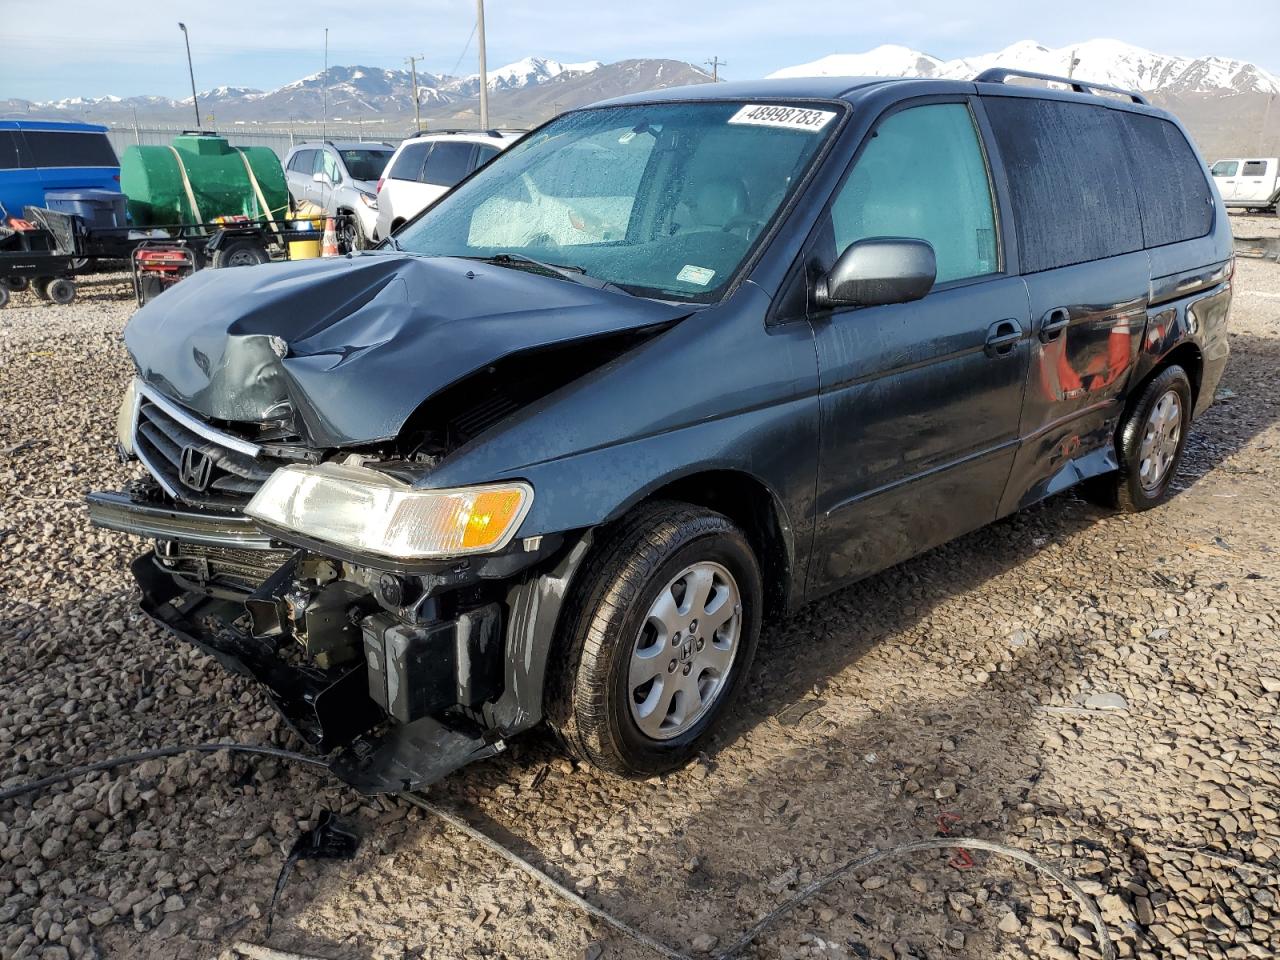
[{"x1": 97, "y1": 75, "x2": 1233, "y2": 791}]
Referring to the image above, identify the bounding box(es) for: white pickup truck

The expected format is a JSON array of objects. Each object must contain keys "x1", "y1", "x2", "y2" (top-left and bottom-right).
[{"x1": 1210, "y1": 157, "x2": 1280, "y2": 212}]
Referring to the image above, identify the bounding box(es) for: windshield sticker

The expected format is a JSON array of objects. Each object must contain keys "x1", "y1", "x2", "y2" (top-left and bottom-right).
[
  {"x1": 728, "y1": 104, "x2": 837, "y2": 132},
  {"x1": 677, "y1": 264, "x2": 716, "y2": 286}
]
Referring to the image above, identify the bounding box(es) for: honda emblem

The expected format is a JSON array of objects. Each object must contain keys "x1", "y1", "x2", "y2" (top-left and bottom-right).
[{"x1": 179, "y1": 446, "x2": 213, "y2": 492}]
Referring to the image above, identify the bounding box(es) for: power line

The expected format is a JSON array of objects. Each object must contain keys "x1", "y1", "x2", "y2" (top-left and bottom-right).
[{"x1": 448, "y1": 21, "x2": 479, "y2": 78}]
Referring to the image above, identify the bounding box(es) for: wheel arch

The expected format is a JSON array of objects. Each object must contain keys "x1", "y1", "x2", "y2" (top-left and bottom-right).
[
  {"x1": 625, "y1": 469, "x2": 795, "y2": 621},
  {"x1": 1148, "y1": 341, "x2": 1204, "y2": 415}
]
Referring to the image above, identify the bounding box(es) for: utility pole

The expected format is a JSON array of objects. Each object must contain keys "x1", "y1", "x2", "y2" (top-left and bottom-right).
[
  {"x1": 476, "y1": 0, "x2": 489, "y2": 130},
  {"x1": 322, "y1": 27, "x2": 329, "y2": 141},
  {"x1": 178, "y1": 23, "x2": 200, "y2": 129},
  {"x1": 406, "y1": 55, "x2": 424, "y2": 132},
  {"x1": 705, "y1": 57, "x2": 725, "y2": 82},
  {"x1": 1067, "y1": 48, "x2": 1081, "y2": 79}
]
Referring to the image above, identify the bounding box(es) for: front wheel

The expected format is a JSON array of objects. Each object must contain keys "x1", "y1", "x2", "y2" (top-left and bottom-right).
[
  {"x1": 546, "y1": 501, "x2": 762, "y2": 777},
  {"x1": 1084, "y1": 365, "x2": 1193, "y2": 512}
]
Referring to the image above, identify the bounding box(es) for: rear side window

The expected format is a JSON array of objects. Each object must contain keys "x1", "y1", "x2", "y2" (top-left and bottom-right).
[
  {"x1": 21, "y1": 131, "x2": 117, "y2": 167},
  {"x1": 287, "y1": 150, "x2": 313, "y2": 172},
  {"x1": 984, "y1": 98, "x2": 1143, "y2": 273},
  {"x1": 1211, "y1": 160, "x2": 1238, "y2": 177},
  {"x1": 389, "y1": 142, "x2": 430, "y2": 181},
  {"x1": 1117, "y1": 113, "x2": 1213, "y2": 248},
  {"x1": 0, "y1": 131, "x2": 23, "y2": 170},
  {"x1": 1242, "y1": 160, "x2": 1269, "y2": 176},
  {"x1": 830, "y1": 102, "x2": 998, "y2": 284},
  {"x1": 472, "y1": 144, "x2": 500, "y2": 171},
  {"x1": 422, "y1": 142, "x2": 474, "y2": 187}
]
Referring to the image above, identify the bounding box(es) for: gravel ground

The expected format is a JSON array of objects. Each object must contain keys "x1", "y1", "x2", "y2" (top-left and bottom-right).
[{"x1": 2, "y1": 217, "x2": 1279, "y2": 960}]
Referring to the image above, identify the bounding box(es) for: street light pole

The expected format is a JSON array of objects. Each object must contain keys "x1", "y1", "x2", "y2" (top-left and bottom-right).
[
  {"x1": 476, "y1": 0, "x2": 489, "y2": 130},
  {"x1": 178, "y1": 23, "x2": 201, "y2": 130}
]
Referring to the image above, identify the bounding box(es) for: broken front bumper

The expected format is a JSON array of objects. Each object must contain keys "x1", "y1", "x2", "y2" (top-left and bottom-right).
[{"x1": 88, "y1": 489, "x2": 511, "y2": 793}]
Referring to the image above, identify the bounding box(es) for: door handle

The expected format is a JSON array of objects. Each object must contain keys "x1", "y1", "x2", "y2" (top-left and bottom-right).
[
  {"x1": 984, "y1": 318, "x2": 1022, "y2": 358},
  {"x1": 1039, "y1": 307, "x2": 1071, "y2": 343}
]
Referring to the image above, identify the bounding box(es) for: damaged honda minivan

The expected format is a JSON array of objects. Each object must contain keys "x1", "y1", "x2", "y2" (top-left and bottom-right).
[{"x1": 89, "y1": 71, "x2": 1232, "y2": 793}]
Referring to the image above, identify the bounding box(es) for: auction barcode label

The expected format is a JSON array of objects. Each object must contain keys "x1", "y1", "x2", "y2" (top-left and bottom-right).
[{"x1": 727, "y1": 104, "x2": 837, "y2": 132}]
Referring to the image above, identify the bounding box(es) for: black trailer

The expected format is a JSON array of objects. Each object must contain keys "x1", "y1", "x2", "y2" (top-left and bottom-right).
[{"x1": 0, "y1": 211, "x2": 350, "y2": 308}]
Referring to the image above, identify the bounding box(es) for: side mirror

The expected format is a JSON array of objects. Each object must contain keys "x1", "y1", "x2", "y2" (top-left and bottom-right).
[{"x1": 816, "y1": 238, "x2": 937, "y2": 309}]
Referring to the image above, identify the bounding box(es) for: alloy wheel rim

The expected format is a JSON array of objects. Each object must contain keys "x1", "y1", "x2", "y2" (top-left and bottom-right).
[
  {"x1": 1138, "y1": 389, "x2": 1182, "y2": 492},
  {"x1": 627, "y1": 561, "x2": 742, "y2": 741}
]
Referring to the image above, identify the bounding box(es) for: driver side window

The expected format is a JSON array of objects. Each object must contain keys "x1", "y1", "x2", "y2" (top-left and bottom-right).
[
  {"x1": 830, "y1": 103, "x2": 998, "y2": 284},
  {"x1": 315, "y1": 150, "x2": 341, "y2": 183}
]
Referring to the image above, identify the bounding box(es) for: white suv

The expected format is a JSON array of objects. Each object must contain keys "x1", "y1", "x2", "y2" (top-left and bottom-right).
[{"x1": 374, "y1": 130, "x2": 518, "y2": 242}]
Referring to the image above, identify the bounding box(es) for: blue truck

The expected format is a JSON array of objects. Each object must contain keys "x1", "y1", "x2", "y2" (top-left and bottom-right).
[{"x1": 0, "y1": 119, "x2": 121, "y2": 219}]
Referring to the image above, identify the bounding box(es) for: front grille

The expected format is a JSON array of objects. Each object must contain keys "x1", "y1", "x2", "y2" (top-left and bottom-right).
[
  {"x1": 133, "y1": 392, "x2": 295, "y2": 510},
  {"x1": 159, "y1": 542, "x2": 295, "y2": 593}
]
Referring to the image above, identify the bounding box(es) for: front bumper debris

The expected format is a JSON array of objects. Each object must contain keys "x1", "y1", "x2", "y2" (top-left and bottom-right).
[{"x1": 90, "y1": 480, "x2": 515, "y2": 793}]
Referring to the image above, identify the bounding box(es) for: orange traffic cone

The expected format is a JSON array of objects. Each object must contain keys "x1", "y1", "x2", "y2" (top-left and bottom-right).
[{"x1": 320, "y1": 217, "x2": 339, "y2": 258}]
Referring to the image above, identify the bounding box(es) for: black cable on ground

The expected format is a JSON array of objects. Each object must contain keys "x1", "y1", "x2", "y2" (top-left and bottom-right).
[
  {"x1": 401, "y1": 793, "x2": 1118, "y2": 960},
  {"x1": 0, "y1": 743, "x2": 329, "y2": 803}
]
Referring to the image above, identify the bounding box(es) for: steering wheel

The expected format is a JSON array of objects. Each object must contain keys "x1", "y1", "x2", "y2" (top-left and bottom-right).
[{"x1": 721, "y1": 214, "x2": 762, "y2": 241}]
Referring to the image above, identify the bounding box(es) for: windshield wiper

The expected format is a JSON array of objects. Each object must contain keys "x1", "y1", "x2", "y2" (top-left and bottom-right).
[{"x1": 471, "y1": 253, "x2": 629, "y2": 295}]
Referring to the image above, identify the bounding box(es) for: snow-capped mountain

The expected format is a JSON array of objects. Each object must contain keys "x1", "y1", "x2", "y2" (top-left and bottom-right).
[
  {"x1": 0, "y1": 58, "x2": 702, "y2": 127},
  {"x1": 462, "y1": 56, "x2": 603, "y2": 93},
  {"x1": 770, "y1": 39, "x2": 1280, "y2": 97}
]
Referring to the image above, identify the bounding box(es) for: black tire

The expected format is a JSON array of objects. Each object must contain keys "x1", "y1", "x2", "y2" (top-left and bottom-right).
[
  {"x1": 46, "y1": 278, "x2": 76, "y2": 305},
  {"x1": 137, "y1": 274, "x2": 166, "y2": 306},
  {"x1": 546, "y1": 501, "x2": 763, "y2": 778},
  {"x1": 340, "y1": 212, "x2": 370, "y2": 251},
  {"x1": 33, "y1": 276, "x2": 54, "y2": 301},
  {"x1": 1083, "y1": 365, "x2": 1193, "y2": 512},
  {"x1": 0, "y1": 284, "x2": 8, "y2": 309},
  {"x1": 2, "y1": 276, "x2": 29, "y2": 292},
  {"x1": 211, "y1": 238, "x2": 270, "y2": 269}
]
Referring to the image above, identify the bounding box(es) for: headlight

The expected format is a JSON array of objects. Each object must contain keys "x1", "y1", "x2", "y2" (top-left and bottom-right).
[
  {"x1": 245, "y1": 463, "x2": 532, "y2": 560},
  {"x1": 115, "y1": 378, "x2": 138, "y2": 458},
  {"x1": 358, "y1": 191, "x2": 378, "y2": 210}
]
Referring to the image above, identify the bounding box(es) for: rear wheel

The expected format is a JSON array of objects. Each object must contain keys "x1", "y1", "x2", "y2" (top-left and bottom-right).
[
  {"x1": 0, "y1": 284, "x2": 8, "y2": 309},
  {"x1": 2, "y1": 277, "x2": 29, "y2": 293},
  {"x1": 33, "y1": 276, "x2": 54, "y2": 301},
  {"x1": 546, "y1": 501, "x2": 762, "y2": 777},
  {"x1": 1083, "y1": 365, "x2": 1193, "y2": 512},
  {"x1": 211, "y1": 238, "x2": 270, "y2": 269}
]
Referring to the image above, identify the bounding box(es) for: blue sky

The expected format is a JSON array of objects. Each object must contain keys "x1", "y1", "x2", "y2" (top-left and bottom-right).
[{"x1": 3, "y1": 0, "x2": 1278, "y2": 101}]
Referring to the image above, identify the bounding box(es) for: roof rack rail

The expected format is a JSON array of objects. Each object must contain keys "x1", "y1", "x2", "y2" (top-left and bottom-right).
[
  {"x1": 974, "y1": 67, "x2": 1149, "y2": 105},
  {"x1": 413, "y1": 128, "x2": 511, "y2": 139}
]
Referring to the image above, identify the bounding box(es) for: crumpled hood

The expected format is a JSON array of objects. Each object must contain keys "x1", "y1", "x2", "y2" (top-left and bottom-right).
[{"x1": 125, "y1": 253, "x2": 690, "y2": 448}]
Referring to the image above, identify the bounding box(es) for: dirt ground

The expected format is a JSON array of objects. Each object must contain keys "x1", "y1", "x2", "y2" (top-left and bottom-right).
[{"x1": 2, "y1": 214, "x2": 1279, "y2": 960}]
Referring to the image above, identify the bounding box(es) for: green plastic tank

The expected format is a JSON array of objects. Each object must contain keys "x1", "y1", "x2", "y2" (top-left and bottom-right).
[{"x1": 121, "y1": 133, "x2": 288, "y2": 226}]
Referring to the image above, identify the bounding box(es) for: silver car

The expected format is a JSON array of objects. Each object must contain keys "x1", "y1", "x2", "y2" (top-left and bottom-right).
[{"x1": 283, "y1": 141, "x2": 395, "y2": 248}]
